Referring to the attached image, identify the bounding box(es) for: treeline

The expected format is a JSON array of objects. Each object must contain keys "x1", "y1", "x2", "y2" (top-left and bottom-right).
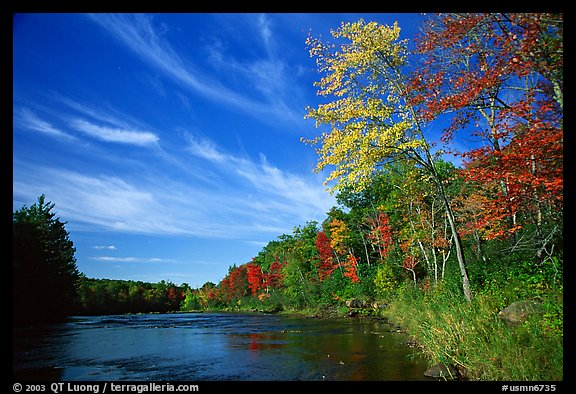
[
  {"x1": 183, "y1": 13, "x2": 563, "y2": 380},
  {"x1": 77, "y1": 277, "x2": 189, "y2": 315},
  {"x1": 12, "y1": 12, "x2": 562, "y2": 380},
  {"x1": 193, "y1": 13, "x2": 564, "y2": 315},
  {"x1": 11, "y1": 195, "x2": 195, "y2": 321},
  {"x1": 184, "y1": 159, "x2": 562, "y2": 317}
]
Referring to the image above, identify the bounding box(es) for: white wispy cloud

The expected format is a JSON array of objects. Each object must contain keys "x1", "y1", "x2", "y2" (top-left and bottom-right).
[
  {"x1": 57, "y1": 95, "x2": 153, "y2": 132},
  {"x1": 184, "y1": 133, "x2": 229, "y2": 164},
  {"x1": 185, "y1": 134, "x2": 336, "y2": 222},
  {"x1": 13, "y1": 131, "x2": 334, "y2": 240},
  {"x1": 70, "y1": 118, "x2": 159, "y2": 146},
  {"x1": 94, "y1": 245, "x2": 117, "y2": 250},
  {"x1": 87, "y1": 14, "x2": 254, "y2": 109},
  {"x1": 15, "y1": 99, "x2": 161, "y2": 148},
  {"x1": 86, "y1": 13, "x2": 304, "y2": 126},
  {"x1": 91, "y1": 256, "x2": 175, "y2": 263},
  {"x1": 14, "y1": 107, "x2": 74, "y2": 140},
  {"x1": 257, "y1": 13, "x2": 273, "y2": 53}
]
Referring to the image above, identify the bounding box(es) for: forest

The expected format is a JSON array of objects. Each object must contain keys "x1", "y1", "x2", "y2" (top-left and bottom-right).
[{"x1": 13, "y1": 13, "x2": 562, "y2": 381}]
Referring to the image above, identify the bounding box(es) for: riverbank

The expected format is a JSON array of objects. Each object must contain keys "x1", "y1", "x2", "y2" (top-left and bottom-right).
[
  {"x1": 380, "y1": 286, "x2": 563, "y2": 381},
  {"x1": 197, "y1": 282, "x2": 563, "y2": 381},
  {"x1": 72, "y1": 275, "x2": 562, "y2": 382}
]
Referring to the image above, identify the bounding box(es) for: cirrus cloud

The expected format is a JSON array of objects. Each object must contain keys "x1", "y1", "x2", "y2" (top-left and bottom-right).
[{"x1": 70, "y1": 118, "x2": 159, "y2": 146}]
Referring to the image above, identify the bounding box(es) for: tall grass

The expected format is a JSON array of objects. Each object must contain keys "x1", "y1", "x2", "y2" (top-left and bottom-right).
[{"x1": 383, "y1": 282, "x2": 563, "y2": 380}]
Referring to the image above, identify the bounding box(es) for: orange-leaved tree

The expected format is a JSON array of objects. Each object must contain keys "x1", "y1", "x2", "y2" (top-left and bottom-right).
[{"x1": 303, "y1": 19, "x2": 473, "y2": 300}]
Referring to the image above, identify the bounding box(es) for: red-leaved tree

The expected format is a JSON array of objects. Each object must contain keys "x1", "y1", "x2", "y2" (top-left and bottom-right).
[
  {"x1": 343, "y1": 253, "x2": 360, "y2": 284},
  {"x1": 265, "y1": 257, "x2": 286, "y2": 289},
  {"x1": 366, "y1": 212, "x2": 394, "y2": 261},
  {"x1": 412, "y1": 13, "x2": 562, "y2": 253},
  {"x1": 246, "y1": 260, "x2": 264, "y2": 295},
  {"x1": 315, "y1": 231, "x2": 337, "y2": 281}
]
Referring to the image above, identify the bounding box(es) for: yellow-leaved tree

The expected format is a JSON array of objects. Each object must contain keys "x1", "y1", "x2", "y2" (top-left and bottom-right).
[{"x1": 302, "y1": 19, "x2": 472, "y2": 301}]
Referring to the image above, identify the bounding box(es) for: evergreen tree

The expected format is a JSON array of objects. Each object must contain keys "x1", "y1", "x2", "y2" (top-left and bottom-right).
[{"x1": 13, "y1": 195, "x2": 80, "y2": 324}]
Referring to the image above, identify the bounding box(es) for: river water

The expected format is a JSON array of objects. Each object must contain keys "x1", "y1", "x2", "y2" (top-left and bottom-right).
[{"x1": 13, "y1": 312, "x2": 430, "y2": 381}]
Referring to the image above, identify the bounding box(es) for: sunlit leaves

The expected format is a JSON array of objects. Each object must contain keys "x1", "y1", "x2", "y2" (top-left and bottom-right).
[
  {"x1": 413, "y1": 13, "x2": 563, "y2": 246},
  {"x1": 303, "y1": 19, "x2": 425, "y2": 194},
  {"x1": 307, "y1": 20, "x2": 406, "y2": 97},
  {"x1": 328, "y1": 218, "x2": 350, "y2": 256},
  {"x1": 247, "y1": 261, "x2": 264, "y2": 295},
  {"x1": 343, "y1": 253, "x2": 360, "y2": 283},
  {"x1": 315, "y1": 230, "x2": 336, "y2": 281}
]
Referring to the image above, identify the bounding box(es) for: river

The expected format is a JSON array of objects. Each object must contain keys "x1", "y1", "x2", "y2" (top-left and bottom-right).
[{"x1": 13, "y1": 312, "x2": 430, "y2": 381}]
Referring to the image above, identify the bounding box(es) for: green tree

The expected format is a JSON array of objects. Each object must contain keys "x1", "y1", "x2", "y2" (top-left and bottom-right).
[
  {"x1": 303, "y1": 19, "x2": 472, "y2": 301},
  {"x1": 13, "y1": 195, "x2": 81, "y2": 324},
  {"x1": 181, "y1": 289, "x2": 202, "y2": 311}
]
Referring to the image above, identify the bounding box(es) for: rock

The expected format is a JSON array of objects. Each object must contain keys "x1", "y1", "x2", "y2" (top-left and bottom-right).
[
  {"x1": 345, "y1": 299, "x2": 365, "y2": 309},
  {"x1": 424, "y1": 363, "x2": 461, "y2": 380},
  {"x1": 402, "y1": 339, "x2": 419, "y2": 348},
  {"x1": 498, "y1": 300, "x2": 543, "y2": 326},
  {"x1": 372, "y1": 301, "x2": 388, "y2": 310}
]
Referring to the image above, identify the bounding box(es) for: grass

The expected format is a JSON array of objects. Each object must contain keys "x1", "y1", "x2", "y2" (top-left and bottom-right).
[{"x1": 382, "y1": 282, "x2": 563, "y2": 381}]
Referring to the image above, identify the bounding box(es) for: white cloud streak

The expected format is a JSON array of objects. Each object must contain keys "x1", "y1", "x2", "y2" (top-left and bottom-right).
[
  {"x1": 94, "y1": 245, "x2": 117, "y2": 250},
  {"x1": 257, "y1": 13, "x2": 273, "y2": 53},
  {"x1": 13, "y1": 143, "x2": 335, "y2": 240},
  {"x1": 185, "y1": 134, "x2": 335, "y2": 223},
  {"x1": 14, "y1": 100, "x2": 160, "y2": 148},
  {"x1": 184, "y1": 134, "x2": 229, "y2": 164},
  {"x1": 91, "y1": 256, "x2": 174, "y2": 263},
  {"x1": 70, "y1": 118, "x2": 159, "y2": 146},
  {"x1": 87, "y1": 14, "x2": 255, "y2": 109},
  {"x1": 14, "y1": 107, "x2": 75, "y2": 140},
  {"x1": 86, "y1": 13, "x2": 304, "y2": 126}
]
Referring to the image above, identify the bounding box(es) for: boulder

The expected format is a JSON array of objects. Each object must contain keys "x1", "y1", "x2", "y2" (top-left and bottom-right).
[
  {"x1": 371, "y1": 301, "x2": 388, "y2": 310},
  {"x1": 498, "y1": 300, "x2": 543, "y2": 326},
  {"x1": 345, "y1": 299, "x2": 365, "y2": 309},
  {"x1": 424, "y1": 363, "x2": 462, "y2": 380}
]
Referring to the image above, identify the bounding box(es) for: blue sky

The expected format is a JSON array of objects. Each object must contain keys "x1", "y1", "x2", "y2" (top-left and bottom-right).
[{"x1": 13, "y1": 13, "x2": 431, "y2": 288}]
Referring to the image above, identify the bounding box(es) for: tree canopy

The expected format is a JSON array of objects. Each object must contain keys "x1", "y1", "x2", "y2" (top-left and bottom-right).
[{"x1": 13, "y1": 195, "x2": 81, "y2": 324}]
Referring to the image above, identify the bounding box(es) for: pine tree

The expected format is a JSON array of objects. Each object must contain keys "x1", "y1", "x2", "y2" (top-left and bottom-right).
[{"x1": 13, "y1": 195, "x2": 81, "y2": 324}]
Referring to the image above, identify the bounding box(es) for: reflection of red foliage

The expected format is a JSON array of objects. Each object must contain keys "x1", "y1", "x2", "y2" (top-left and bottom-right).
[{"x1": 247, "y1": 333, "x2": 285, "y2": 352}]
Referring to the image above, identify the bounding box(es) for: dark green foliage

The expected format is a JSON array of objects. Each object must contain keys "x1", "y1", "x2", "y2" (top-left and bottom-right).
[
  {"x1": 77, "y1": 277, "x2": 185, "y2": 315},
  {"x1": 13, "y1": 195, "x2": 81, "y2": 324}
]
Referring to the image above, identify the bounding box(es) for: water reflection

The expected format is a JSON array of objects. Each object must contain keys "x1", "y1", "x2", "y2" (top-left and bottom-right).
[{"x1": 13, "y1": 313, "x2": 429, "y2": 381}]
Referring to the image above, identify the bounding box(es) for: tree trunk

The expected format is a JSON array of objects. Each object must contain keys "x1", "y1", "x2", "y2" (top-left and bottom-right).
[
  {"x1": 435, "y1": 178, "x2": 473, "y2": 302},
  {"x1": 419, "y1": 144, "x2": 473, "y2": 302}
]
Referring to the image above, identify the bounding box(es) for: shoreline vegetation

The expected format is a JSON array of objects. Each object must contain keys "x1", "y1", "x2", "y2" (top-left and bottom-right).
[
  {"x1": 14, "y1": 14, "x2": 562, "y2": 383},
  {"x1": 70, "y1": 266, "x2": 562, "y2": 382}
]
